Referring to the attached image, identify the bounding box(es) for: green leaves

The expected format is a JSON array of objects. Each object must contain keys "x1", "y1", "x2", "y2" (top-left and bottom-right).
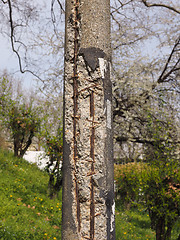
[
  {"x1": 114, "y1": 162, "x2": 146, "y2": 208},
  {"x1": 143, "y1": 115, "x2": 180, "y2": 239},
  {"x1": 42, "y1": 128, "x2": 63, "y2": 199},
  {"x1": 0, "y1": 77, "x2": 41, "y2": 157},
  {"x1": 115, "y1": 114, "x2": 179, "y2": 239}
]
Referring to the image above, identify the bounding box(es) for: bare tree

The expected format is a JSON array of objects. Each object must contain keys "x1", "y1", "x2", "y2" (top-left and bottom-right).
[{"x1": 111, "y1": 0, "x2": 180, "y2": 161}]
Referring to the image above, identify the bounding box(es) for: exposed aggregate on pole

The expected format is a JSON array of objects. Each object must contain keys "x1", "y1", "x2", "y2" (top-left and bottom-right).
[{"x1": 62, "y1": 0, "x2": 115, "y2": 239}]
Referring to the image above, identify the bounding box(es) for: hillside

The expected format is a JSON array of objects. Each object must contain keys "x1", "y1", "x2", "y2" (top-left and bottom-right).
[
  {"x1": 0, "y1": 149, "x2": 179, "y2": 240},
  {"x1": 0, "y1": 149, "x2": 62, "y2": 240}
]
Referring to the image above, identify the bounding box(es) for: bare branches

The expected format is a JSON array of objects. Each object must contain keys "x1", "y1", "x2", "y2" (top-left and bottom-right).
[
  {"x1": 158, "y1": 36, "x2": 180, "y2": 83},
  {"x1": 51, "y1": 0, "x2": 65, "y2": 17},
  {"x1": 56, "y1": 0, "x2": 65, "y2": 13},
  {"x1": 116, "y1": 136, "x2": 180, "y2": 145},
  {"x1": 111, "y1": 0, "x2": 133, "y2": 14},
  {"x1": 51, "y1": 0, "x2": 56, "y2": 23},
  {"x1": 6, "y1": 0, "x2": 43, "y2": 81},
  {"x1": 142, "y1": 0, "x2": 180, "y2": 14},
  {"x1": 51, "y1": 0, "x2": 65, "y2": 41},
  {"x1": 113, "y1": 36, "x2": 145, "y2": 50}
]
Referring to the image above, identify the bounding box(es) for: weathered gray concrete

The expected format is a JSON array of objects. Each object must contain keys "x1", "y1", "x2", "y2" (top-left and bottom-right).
[{"x1": 62, "y1": 0, "x2": 115, "y2": 239}]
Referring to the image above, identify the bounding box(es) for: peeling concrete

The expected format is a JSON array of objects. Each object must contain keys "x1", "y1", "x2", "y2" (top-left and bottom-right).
[
  {"x1": 63, "y1": 0, "x2": 115, "y2": 239},
  {"x1": 106, "y1": 99, "x2": 112, "y2": 130},
  {"x1": 110, "y1": 201, "x2": 115, "y2": 233},
  {"x1": 99, "y1": 58, "x2": 107, "y2": 79}
]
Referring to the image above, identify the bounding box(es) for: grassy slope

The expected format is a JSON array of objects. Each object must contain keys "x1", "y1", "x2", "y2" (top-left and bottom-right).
[
  {"x1": 0, "y1": 149, "x2": 179, "y2": 240},
  {"x1": 115, "y1": 205, "x2": 180, "y2": 240},
  {"x1": 0, "y1": 149, "x2": 61, "y2": 240},
  {"x1": 115, "y1": 204, "x2": 156, "y2": 240}
]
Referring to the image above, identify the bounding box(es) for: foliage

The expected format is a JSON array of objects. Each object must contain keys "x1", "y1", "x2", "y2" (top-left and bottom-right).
[
  {"x1": 115, "y1": 204, "x2": 179, "y2": 240},
  {"x1": 0, "y1": 77, "x2": 41, "y2": 157},
  {"x1": 0, "y1": 75, "x2": 63, "y2": 197},
  {"x1": 115, "y1": 204, "x2": 155, "y2": 240},
  {"x1": 112, "y1": 1, "x2": 180, "y2": 162},
  {"x1": 8, "y1": 103, "x2": 41, "y2": 157},
  {"x1": 143, "y1": 117, "x2": 180, "y2": 240},
  {"x1": 114, "y1": 162, "x2": 146, "y2": 208},
  {"x1": 0, "y1": 0, "x2": 180, "y2": 237},
  {"x1": 142, "y1": 167, "x2": 180, "y2": 240},
  {"x1": 115, "y1": 162, "x2": 180, "y2": 240},
  {"x1": 37, "y1": 93, "x2": 63, "y2": 199},
  {"x1": 0, "y1": 148, "x2": 62, "y2": 240},
  {"x1": 43, "y1": 127, "x2": 63, "y2": 199},
  {"x1": 115, "y1": 116, "x2": 180, "y2": 240},
  {"x1": 0, "y1": 125, "x2": 8, "y2": 150},
  {"x1": 0, "y1": 148, "x2": 179, "y2": 240}
]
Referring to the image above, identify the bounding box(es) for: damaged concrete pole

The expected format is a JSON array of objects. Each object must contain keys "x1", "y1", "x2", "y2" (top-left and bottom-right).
[{"x1": 62, "y1": 0, "x2": 115, "y2": 239}]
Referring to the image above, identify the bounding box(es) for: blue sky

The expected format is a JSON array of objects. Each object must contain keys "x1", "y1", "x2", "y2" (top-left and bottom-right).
[{"x1": 0, "y1": 35, "x2": 37, "y2": 89}]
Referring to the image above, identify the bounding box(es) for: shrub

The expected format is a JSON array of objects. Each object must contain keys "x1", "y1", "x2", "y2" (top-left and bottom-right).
[
  {"x1": 142, "y1": 165, "x2": 180, "y2": 240},
  {"x1": 114, "y1": 162, "x2": 146, "y2": 209},
  {"x1": 43, "y1": 127, "x2": 63, "y2": 199},
  {"x1": 143, "y1": 116, "x2": 180, "y2": 240},
  {"x1": 0, "y1": 77, "x2": 41, "y2": 157}
]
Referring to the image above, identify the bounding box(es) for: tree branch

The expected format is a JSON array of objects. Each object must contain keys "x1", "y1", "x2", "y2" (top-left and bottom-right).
[
  {"x1": 142, "y1": 0, "x2": 180, "y2": 14},
  {"x1": 116, "y1": 136, "x2": 180, "y2": 145},
  {"x1": 158, "y1": 36, "x2": 180, "y2": 83},
  {"x1": 56, "y1": 0, "x2": 65, "y2": 13},
  {"x1": 6, "y1": 0, "x2": 43, "y2": 81},
  {"x1": 111, "y1": 0, "x2": 133, "y2": 14}
]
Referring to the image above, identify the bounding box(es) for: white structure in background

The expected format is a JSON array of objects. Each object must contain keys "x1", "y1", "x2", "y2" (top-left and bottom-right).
[{"x1": 23, "y1": 151, "x2": 49, "y2": 170}]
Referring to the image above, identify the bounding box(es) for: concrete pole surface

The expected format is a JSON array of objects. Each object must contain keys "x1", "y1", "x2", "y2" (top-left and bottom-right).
[{"x1": 62, "y1": 0, "x2": 115, "y2": 239}]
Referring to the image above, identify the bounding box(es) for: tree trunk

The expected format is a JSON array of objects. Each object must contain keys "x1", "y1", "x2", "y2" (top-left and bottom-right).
[
  {"x1": 156, "y1": 217, "x2": 165, "y2": 240},
  {"x1": 19, "y1": 133, "x2": 33, "y2": 158},
  {"x1": 62, "y1": 0, "x2": 115, "y2": 239},
  {"x1": 165, "y1": 224, "x2": 172, "y2": 240},
  {"x1": 14, "y1": 138, "x2": 19, "y2": 157}
]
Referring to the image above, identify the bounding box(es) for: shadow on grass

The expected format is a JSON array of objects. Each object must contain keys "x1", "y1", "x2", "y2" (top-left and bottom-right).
[{"x1": 128, "y1": 215, "x2": 151, "y2": 229}]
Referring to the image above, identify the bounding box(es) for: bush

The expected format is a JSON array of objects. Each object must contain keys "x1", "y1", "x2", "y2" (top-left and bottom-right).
[
  {"x1": 8, "y1": 103, "x2": 41, "y2": 157},
  {"x1": 0, "y1": 77, "x2": 41, "y2": 157},
  {"x1": 114, "y1": 161, "x2": 180, "y2": 240},
  {"x1": 142, "y1": 165, "x2": 180, "y2": 240},
  {"x1": 0, "y1": 126, "x2": 8, "y2": 150},
  {"x1": 42, "y1": 127, "x2": 63, "y2": 199},
  {"x1": 114, "y1": 162, "x2": 146, "y2": 209},
  {"x1": 143, "y1": 116, "x2": 180, "y2": 240},
  {"x1": 115, "y1": 115, "x2": 180, "y2": 240}
]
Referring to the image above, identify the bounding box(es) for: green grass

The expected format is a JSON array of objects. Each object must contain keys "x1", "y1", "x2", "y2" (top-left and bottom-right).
[
  {"x1": 0, "y1": 149, "x2": 61, "y2": 240},
  {"x1": 115, "y1": 204, "x2": 180, "y2": 240},
  {"x1": 115, "y1": 205, "x2": 155, "y2": 240},
  {"x1": 0, "y1": 149, "x2": 179, "y2": 239}
]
